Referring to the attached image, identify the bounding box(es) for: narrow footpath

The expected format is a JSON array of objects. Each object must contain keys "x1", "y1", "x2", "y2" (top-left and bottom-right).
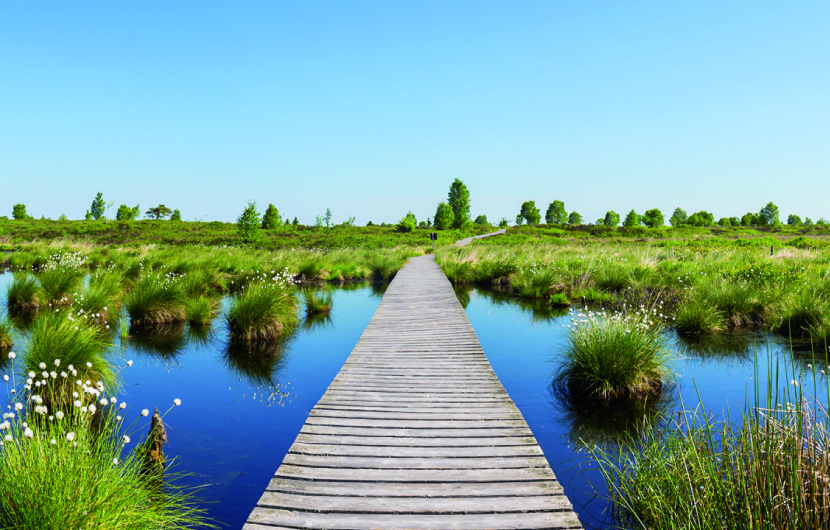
[{"x1": 244, "y1": 254, "x2": 582, "y2": 530}]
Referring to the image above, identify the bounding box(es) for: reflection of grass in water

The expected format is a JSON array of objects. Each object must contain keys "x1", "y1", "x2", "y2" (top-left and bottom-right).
[
  {"x1": 127, "y1": 322, "x2": 187, "y2": 359},
  {"x1": 673, "y1": 330, "x2": 759, "y2": 361},
  {"x1": 550, "y1": 380, "x2": 673, "y2": 449},
  {"x1": 7, "y1": 307, "x2": 37, "y2": 331},
  {"x1": 0, "y1": 318, "x2": 11, "y2": 351},
  {"x1": 370, "y1": 281, "x2": 389, "y2": 297},
  {"x1": 222, "y1": 339, "x2": 289, "y2": 389},
  {"x1": 301, "y1": 312, "x2": 333, "y2": 331},
  {"x1": 472, "y1": 287, "x2": 568, "y2": 323}
]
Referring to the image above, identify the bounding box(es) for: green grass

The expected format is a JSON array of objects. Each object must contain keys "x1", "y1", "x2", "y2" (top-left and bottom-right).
[
  {"x1": 591, "y1": 359, "x2": 830, "y2": 530},
  {"x1": 554, "y1": 308, "x2": 674, "y2": 402},
  {"x1": 7, "y1": 274, "x2": 41, "y2": 310},
  {"x1": 22, "y1": 309, "x2": 116, "y2": 402},
  {"x1": 674, "y1": 296, "x2": 726, "y2": 334},
  {"x1": 226, "y1": 280, "x2": 298, "y2": 343},
  {"x1": 439, "y1": 260, "x2": 474, "y2": 285},
  {"x1": 73, "y1": 271, "x2": 123, "y2": 327},
  {"x1": 0, "y1": 375, "x2": 212, "y2": 529},
  {"x1": 303, "y1": 290, "x2": 333, "y2": 315},
  {"x1": 0, "y1": 319, "x2": 11, "y2": 351},
  {"x1": 775, "y1": 288, "x2": 830, "y2": 342},
  {"x1": 125, "y1": 274, "x2": 187, "y2": 328},
  {"x1": 184, "y1": 296, "x2": 219, "y2": 327}
]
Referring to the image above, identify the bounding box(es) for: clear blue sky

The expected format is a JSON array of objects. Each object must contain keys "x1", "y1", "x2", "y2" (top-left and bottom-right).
[{"x1": 2, "y1": 1, "x2": 828, "y2": 224}]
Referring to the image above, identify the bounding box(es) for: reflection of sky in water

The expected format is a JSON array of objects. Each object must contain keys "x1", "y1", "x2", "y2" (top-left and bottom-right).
[
  {"x1": 0, "y1": 271, "x2": 382, "y2": 529},
  {"x1": 2, "y1": 269, "x2": 829, "y2": 529},
  {"x1": 461, "y1": 287, "x2": 828, "y2": 529}
]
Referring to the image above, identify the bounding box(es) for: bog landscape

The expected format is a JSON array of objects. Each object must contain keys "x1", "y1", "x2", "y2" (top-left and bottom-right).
[
  {"x1": 3, "y1": 3, "x2": 828, "y2": 529},
  {"x1": 2, "y1": 184, "x2": 830, "y2": 529}
]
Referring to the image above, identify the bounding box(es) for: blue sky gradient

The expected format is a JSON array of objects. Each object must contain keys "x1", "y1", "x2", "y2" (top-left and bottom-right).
[{"x1": 2, "y1": 2, "x2": 828, "y2": 224}]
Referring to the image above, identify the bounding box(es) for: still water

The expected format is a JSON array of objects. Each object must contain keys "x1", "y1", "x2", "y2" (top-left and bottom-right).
[{"x1": 0, "y1": 271, "x2": 825, "y2": 529}]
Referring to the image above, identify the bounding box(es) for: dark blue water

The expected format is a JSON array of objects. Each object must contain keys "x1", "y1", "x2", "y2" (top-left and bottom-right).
[{"x1": 2, "y1": 270, "x2": 826, "y2": 529}]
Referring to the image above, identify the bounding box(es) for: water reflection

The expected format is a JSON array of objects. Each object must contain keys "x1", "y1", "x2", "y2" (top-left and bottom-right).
[
  {"x1": 674, "y1": 331, "x2": 760, "y2": 361},
  {"x1": 550, "y1": 382, "x2": 674, "y2": 449},
  {"x1": 127, "y1": 322, "x2": 188, "y2": 359},
  {"x1": 222, "y1": 339, "x2": 290, "y2": 388},
  {"x1": 301, "y1": 312, "x2": 333, "y2": 331},
  {"x1": 473, "y1": 287, "x2": 568, "y2": 323}
]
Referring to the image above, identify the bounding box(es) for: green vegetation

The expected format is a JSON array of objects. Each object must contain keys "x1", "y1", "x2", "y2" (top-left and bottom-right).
[
  {"x1": 125, "y1": 274, "x2": 187, "y2": 328},
  {"x1": 0, "y1": 319, "x2": 11, "y2": 350},
  {"x1": 0, "y1": 353, "x2": 210, "y2": 529},
  {"x1": 303, "y1": 289, "x2": 333, "y2": 315},
  {"x1": 7, "y1": 274, "x2": 41, "y2": 310},
  {"x1": 185, "y1": 296, "x2": 219, "y2": 327},
  {"x1": 226, "y1": 274, "x2": 297, "y2": 343},
  {"x1": 554, "y1": 308, "x2": 673, "y2": 401},
  {"x1": 592, "y1": 363, "x2": 829, "y2": 530},
  {"x1": 447, "y1": 178, "x2": 471, "y2": 229},
  {"x1": 12, "y1": 203, "x2": 28, "y2": 220}
]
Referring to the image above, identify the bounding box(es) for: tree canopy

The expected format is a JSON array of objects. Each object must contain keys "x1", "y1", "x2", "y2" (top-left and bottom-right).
[
  {"x1": 12, "y1": 204, "x2": 27, "y2": 220},
  {"x1": 545, "y1": 200, "x2": 567, "y2": 224},
  {"x1": 642, "y1": 208, "x2": 663, "y2": 228},
  {"x1": 448, "y1": 179, "x2": 470, "y2": 229},
  {"x1": 237, "y1": 201, "x2": 261, "y2": 244},
  {"x1": 89, "y1": 192, "x2": 106, "y2": 220},
  {"x1": 603, "y1": 210, "x2": 620, "y2": 227},
  {"x1": 433, "y1": 202, "x2": 455, "y2": 230},
  {"x1": 262, "y1": 203, "x2": 282, "y2": 229},
  {"x1": 518, "y1": 201, "x2": 541, "y2": 225},
  {"x1": 145, "y1": 205, "x2": 173, "y2": 220}
]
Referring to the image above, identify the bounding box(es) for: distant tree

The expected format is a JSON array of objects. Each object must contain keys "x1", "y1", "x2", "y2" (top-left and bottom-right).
[
  {"x1": 669, "y1": 208, "x2": 687, "y2": 227},
  {"x1": 116, "y1": 204, "x2": 140, "y2": 221},
  {"x1": 237, "y1": 201, "x2": 261, "y2": 244},
  {"x1": 292, "y1": 217, "x2": 299, "y2": 226},
  {"x1": 341, "y1": 216, "x2": 356, "y2": 227},
  {"x1": 474, "y1": 214, "x2": 489, "y2": 226},
  {"x1": 687, "y1": 211, "x2": 714, "y2": 227},
  {"x1": 642, "y1": 209, "x2": 664, "y2": 228},
  {"x1": 170, "y1": 209, "x2": 182, "y2": 221},
  {"x1": 314, "y1": 215, "x2": 323, "y2": 228},
  {"x1": 787, "y1": 214, "x2": 802, "y2": 225},
  {"x1": 498, "y1": 217, "x2": 509, "y2": 228},
  {"x1": 603, "y1": 210, "x2": 620, "y2": 227},
  {"x1": 366, "y1": 221, "x2": 374, "y2": 227},
  {"x1": 12, "y1": 203, "x2": 28, "y2": 220},
  {"x1": 323, "y1": 208, "x2": 333, "y2": 229},
  {"x1": 740, "y1": 212, "x2": 758, "y2": 226},
  {"x1": 515, "y1": 214, "x2": 524, "y2": 226},
  {"x1": 519, "y1": 201, "x2": 541, "y2": 225},
  {"x1": 433, "y1": 202, "x2": 455, "y2": 230},
  {"x1": 145, "y1": 205, "x2": 172, "y2": 220},
  {"x1": 89, "y1": 192, "x2": 106, "y2": 220},
  {"x1": 262, "y1": 203, "x2": 281, "y2": 229},
  {"x1": 425, "y1": 217, "x2": 431, "y2": 227},
  {"x1": 396, "y1": 211, "x2": 417, "y2": 233},
  {"x1": 418, "y1": 220, "x2": 429, "y2": 228},
  {"x1": 568, "y1": 211, "x2": 582, "y2": 225},
  {"x1": 448, "y1": 179, "x2": 471, "y2": 229},
  {"x1": 718, "y1": 218, "x2": 731, "y2": 227},
  {"x1": 805, "y1": 217, "x2": 814, "y2": 226},
  {"x1": 758, "y1": 202, "x2": 780, "y2": 226},
  {"x1": 58, "y1": 213, "x2": 68, "y2": 221},
  {"x1": 545, "y1": 200, "x2": 567, "y2": 224},
  {"x1": 623, "y1": 209, "x2": 640, "y2": 228},
  {"x1": 84, "y1": 211, "x2": 93, "y2": 220},
  {"x1": 818, "y1": 218, "x2": 829, "y2": 226}
]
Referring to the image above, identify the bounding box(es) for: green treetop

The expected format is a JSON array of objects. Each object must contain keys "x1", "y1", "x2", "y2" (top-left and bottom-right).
[{"x1": 448, "y1": 179, "x2": 470, "y2": 229}]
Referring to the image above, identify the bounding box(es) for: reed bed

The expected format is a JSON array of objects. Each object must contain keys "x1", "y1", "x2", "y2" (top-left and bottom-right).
[{"x1": 592, "y1": 361, "x2": 830, "y2": 530}]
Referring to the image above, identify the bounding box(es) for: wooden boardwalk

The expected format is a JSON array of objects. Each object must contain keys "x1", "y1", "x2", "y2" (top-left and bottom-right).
[{"x1": 244, "y1": 255, "x2": 582, "y2": 530}]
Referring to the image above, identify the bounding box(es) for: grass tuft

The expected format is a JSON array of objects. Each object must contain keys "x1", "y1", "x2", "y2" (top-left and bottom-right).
[
  {"x1": 303, "y1": 290, "x2": 333, "y2": 315},
  {"x1": 554, "y1": 308, "x2": 673, "y2": 402},
  {"x1": 185, "y1": 296, "x2": 219, "y2": 327},
  {"x1": 226, "y1": 281, "x2": 297, "y2": 343},
  {"x1": 7, "y1": 274, "x2": 41, "y2": 310},
  {"x1": 125, "y1": 274, "x2": 187, "y2": 328}
]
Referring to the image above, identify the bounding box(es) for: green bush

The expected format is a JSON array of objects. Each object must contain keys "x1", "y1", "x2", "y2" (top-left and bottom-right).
[
  {"x1": 226, "y1": 277, "x2": 297, "y2": 343},
  {"x1": 125, "y1": 274, "x2": 187, "y2": 328}
]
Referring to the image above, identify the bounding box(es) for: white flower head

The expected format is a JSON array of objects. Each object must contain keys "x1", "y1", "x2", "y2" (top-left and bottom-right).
[{"x1": 173, "y1": 398, "x2": 181, "y2": 406}]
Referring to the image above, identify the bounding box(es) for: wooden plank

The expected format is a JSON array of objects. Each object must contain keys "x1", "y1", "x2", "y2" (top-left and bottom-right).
[{"x1": 244, "y1": 254, "x2": 583, "y2": 530}]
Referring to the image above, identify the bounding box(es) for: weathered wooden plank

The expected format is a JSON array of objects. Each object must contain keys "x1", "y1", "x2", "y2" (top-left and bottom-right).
[
  {"x1": 244, "y1": 254, "x2": 582, "y2": 530},
  {"x1": 245, "y1": 509, "x2": 582, "y2": 530},
  {"x1": 264, "y1": 477, "x2": 563, "y2": 497}
]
